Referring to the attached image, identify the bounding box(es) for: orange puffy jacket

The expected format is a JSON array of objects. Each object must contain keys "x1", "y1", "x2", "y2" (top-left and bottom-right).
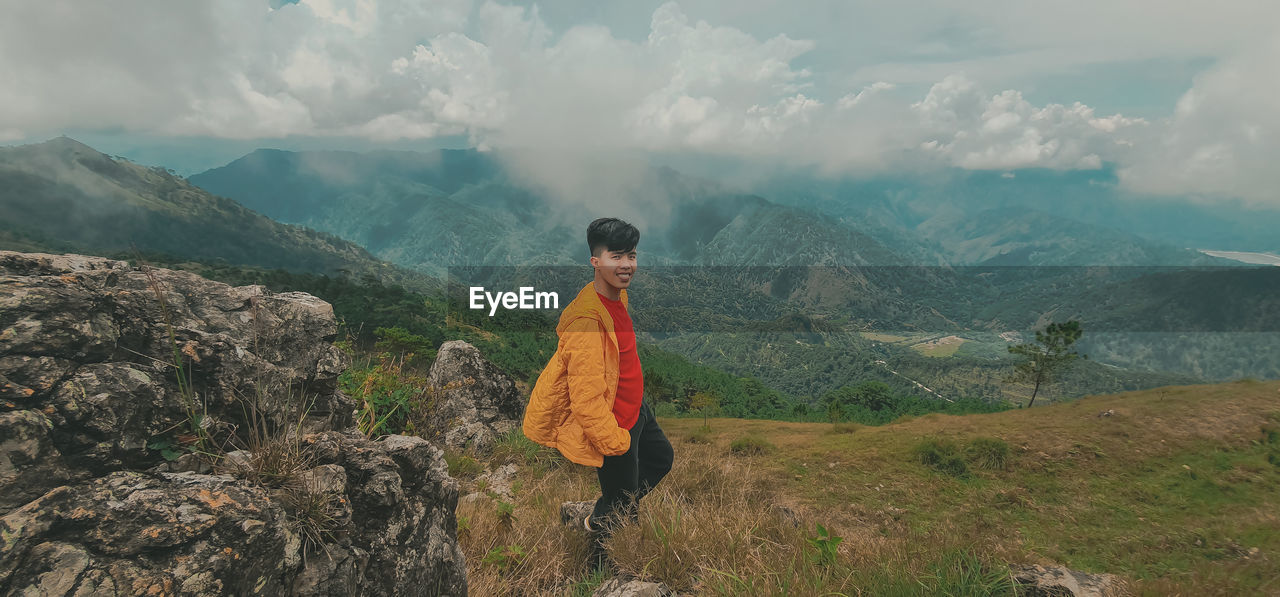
[{"x1": 523, "y1": 281, "x2": 631, "y2": 467}]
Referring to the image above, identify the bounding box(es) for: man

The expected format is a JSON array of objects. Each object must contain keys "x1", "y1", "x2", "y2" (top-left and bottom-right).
[{"x1": 522, "y1": 217, "x2": 674, "y2": 572}]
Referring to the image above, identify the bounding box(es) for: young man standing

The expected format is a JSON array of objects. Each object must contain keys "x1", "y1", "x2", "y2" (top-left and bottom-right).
[{"x1": 522, "y1": 217, "x2": 674, "y2": 571}]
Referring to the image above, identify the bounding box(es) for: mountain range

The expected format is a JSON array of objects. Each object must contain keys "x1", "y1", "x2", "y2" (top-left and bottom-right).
[
  {"x1": 0, "y1": 137, "x2": 437, "y2": 292},
  {"x1": 4, "y1": 136, "x2": 1277, "y2": 398}
]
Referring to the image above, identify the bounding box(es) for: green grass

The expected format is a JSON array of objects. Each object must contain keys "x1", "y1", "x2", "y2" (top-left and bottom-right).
[
  {"x1": 490, "y1": 427, "x2": 564, "y2": 472},
  {"x1": 824, "y1": 422, "x2": 861, "y2": 435},
  {"x1": 912, "y1": 437, "x2": 970, "y2": 477},
  {"x1": 687, "y1": 425, "x2": 714, "y2": 445},
  {"x1": 656, "y1": 378, "x2": 1280, "y2": 596},
  {"x1": 729, "y1": 434, "x2": 776, "y2": 456},
  {"x1": 445, "y1": 451, "x2": 483, "y2": 480},
  {"x1": 965, "y1": 437, "x2": 1011, "y2": 471}
]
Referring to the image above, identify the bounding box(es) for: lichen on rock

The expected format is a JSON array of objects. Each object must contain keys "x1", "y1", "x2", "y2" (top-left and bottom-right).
[{"x1": 0, "y1": 252, "x2": 468, "y2": 596}]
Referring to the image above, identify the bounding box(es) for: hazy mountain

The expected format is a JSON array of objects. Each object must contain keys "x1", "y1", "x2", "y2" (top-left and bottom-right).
[
  {"x1": 191, "y1": 148, "x2": 930, "y2": 278},
  {"x1": 183, "y1": 145, "x2": 1277, "y2": 386},
  {"x1": 751, "y1": 166, "x2": 1280, "y2": 264},
  {"x1": 0, "y1": 137, "x2": 436, "y2": 290}
]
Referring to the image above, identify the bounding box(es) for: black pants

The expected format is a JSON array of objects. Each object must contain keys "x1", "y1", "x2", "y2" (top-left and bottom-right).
[{"x1": 590, "y1": 400, "x2": 674, "y2": 534}]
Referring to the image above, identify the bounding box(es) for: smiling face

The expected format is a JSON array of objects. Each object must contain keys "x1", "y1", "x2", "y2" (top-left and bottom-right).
[{"x1": 592, "y1": 247, "x2": 637, "y2": 292}]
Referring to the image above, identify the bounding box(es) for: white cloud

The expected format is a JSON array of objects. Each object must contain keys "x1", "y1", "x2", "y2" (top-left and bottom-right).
[
  {"x1": 909, "y1": 76, "x2": 1147, "y2": 171},
  {"x1": 1, "y1": 0, "x2": 1277, "y2": 205},
  {"x1": 1117, "y1": 35, "x2": 1280, "y2": 206},
  {"x1": 837, "y1": 82, "x2": 894, "y2": 109}
]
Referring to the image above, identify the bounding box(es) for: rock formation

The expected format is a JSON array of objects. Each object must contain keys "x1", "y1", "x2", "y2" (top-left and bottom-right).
[
  {"x1": 0, "y1": 252, "x2": 467, "y2": 595},
  {"x1": 425, "y1": 340, "x2": 525, "y2": 454},
  {"x1": 1011, "y1": 563, "x2": 1127, "y2": 597}
]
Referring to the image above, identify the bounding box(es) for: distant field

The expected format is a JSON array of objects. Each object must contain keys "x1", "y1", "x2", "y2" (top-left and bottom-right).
[
  {"x1": 459, "y1": 379, "x2": 1280, "y2": 595},
  {"x1": 911, "y1": 334, "x2": 966, "y2": 357},
  {"x1": 860, "y1": 331, "x2": 911, "y2": 343}
]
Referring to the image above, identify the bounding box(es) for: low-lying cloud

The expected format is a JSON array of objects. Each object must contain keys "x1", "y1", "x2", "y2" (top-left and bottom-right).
[{"x1": 1, "y1": 0, "x2": 1277, "y2": 206}]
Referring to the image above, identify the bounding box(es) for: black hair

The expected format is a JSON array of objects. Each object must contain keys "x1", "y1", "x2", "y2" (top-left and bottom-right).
[{"x1": 587, "y1": 217, "x2": 640, "y2": 257}]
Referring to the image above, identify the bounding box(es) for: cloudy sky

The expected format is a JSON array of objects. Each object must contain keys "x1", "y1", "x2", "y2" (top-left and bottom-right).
[{"x1": 2, "y1": 0, "x2": 1277, "y2": 205}]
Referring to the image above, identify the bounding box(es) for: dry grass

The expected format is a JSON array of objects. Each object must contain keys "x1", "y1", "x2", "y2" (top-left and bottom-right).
[
  {"x1": 457, "y1": 430, "x2": 1011, "y2": 595},
  {"x1": 454, "y1": 379, "x2": 1280, "y2": 595}
]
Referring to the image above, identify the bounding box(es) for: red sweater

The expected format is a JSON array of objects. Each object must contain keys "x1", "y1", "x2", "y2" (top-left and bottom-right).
[{"x1": 597, "y1": 291, "x2": 643, "y2": 429}]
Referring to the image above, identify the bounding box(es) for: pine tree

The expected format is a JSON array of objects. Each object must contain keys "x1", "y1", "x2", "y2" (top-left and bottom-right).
[{"x1": 1006, "y1": 320, "x2": 1087, "y2": 407}]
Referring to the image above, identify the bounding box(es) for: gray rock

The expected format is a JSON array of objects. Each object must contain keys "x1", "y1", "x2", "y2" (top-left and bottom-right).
[
  {"x1": 1, "y1": 471, "x2": 293, "y2": 596},
  {"x1": 1011, "y1": 564, "x2": 1127, "y2": 597},
  {"x1": 593, "y1": 578, "x2": 676, "y2": 597},
  {"x1": 0, "y1": 251, "x2": 355, "y2": 508},
  {"x1": 425, "y1": 340, "x2": 524, "y2": 454},
  {"x1": 215, "y1": 450, "x2": 254, "y2": 475},
  {"x1": 0, "y1": 433, "x2": 468, "y2": 596},
  {"x1": 770, "y1": 504, "x2": 802, "y2": 528},
  {"x1": 0, "y1": 409, "x2": 69, "y2": 511},
  {"x1": 0, "y1": 252, "x2": 468, "y2": 596},
  {"x1": 476, "y1": 463, "x2": 519, "y2": 500},
  {"x1": 290, "y1": 432, "x2": 467, "y2": 596}
]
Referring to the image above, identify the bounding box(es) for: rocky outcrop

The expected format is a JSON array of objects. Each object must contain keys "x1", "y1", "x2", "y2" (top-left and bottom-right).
[
  {"x1": 0, "y1": 251, "x2": 353, "y2": 510},
  {"x1": 0, "y1": 252, "x2": 467, "y2": 596},
  {"x1": 461, "y1": 463, "x2": 519, "y2": 504},
  {"x1": 592, "y1": 579, "x2": 677, "y2": 597},
  {"x1": 425, "y1": 340, "x2": 524, "y2": 454},
  {"x1": 1011, "y1": 564, "x2": 1127, "y2": 597},
  {"x1": 1, "y1": 432, "x2": 467, "y2": 596}
]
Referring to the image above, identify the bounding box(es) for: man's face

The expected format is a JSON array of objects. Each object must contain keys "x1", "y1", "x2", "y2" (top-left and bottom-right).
[{"x1": 593, "y1": 247, "x2": 637, "y2": 289}]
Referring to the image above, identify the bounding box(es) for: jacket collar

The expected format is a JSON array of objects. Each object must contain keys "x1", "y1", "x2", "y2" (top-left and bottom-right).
[{"x1": 557, "y1": 281, "x2": 628, "y2": 343}]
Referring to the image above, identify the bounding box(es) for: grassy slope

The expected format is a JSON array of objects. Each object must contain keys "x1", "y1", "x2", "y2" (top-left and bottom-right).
[{"x1": 457, "y1": 379, "x2": 1280, "y2": 596}]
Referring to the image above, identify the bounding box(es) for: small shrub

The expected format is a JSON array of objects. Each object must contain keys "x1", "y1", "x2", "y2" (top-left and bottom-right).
[
  {"x1": 805, "y1": 523, "x2": 843, "y2": 567},
  {"x1": 339, "y1": 355, "x2": 431, "y2": 438},
  {"x1": 456, "y1": 515, "x2": 471, "y2": 541},
  {"x1": 965, "y1": 437, "x2": 1010, "y2": 471},
  {"x1": 445, "y1": 451, "x2": 483, "y2": 479},
  {"x1": 569, "y1": 567, "x2": 610, "y2": 597},
  {"x1": 495, "y1": 499, "x2": 517, "y2": 529},
  {"x1": 825, "y1": 422, "x2": 860, "y2": 435},
  {"x1": 372, "y1": 326, "x2": 437, "y2": 367},
  {"x1": 934, "y1": 455, "x2": 969, "y2": 477},
  {"x1": 481, "y1": 544, "x2": 526, "y2": 571},
  {"x1": 687, "y1": 425, "x2": 713, "y2": 444},
  {"x1": 1261, "y1": 425, "x2": 1279, "y2": 445},
  {"x1": 278, "y1": 479, "x2": 342, "y2": 562},
  {"x1": 491, "y1": 427, "x2": 561, "y2": 470},
  {"x1": 729, "y1": 434, "x2": 776, "y2": 456},
  {"x1": 912, "y1": 437, "x2": 969, "y2": 477},
  {"x1": 914, "y1": 548, "x2": 1019, "y2": 595}
]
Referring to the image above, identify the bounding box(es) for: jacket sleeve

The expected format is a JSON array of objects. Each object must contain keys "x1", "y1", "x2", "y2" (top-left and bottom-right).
[{"x1": 562, "y1": 316, "x2": 630, "y2": 456}]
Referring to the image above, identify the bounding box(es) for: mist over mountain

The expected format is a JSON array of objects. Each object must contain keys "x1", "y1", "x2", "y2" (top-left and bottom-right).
[
  {"x1": 0, "y1": 137, "x2": 436, "y2": 290},
  {"x1": 190, "y1": 148, "x2": 965, "y2": 270},
  {"x1": 5, "y1": 137, "x2": 1276, "y2": 394},
  {"x1": 749, "y1": 166, "x2": 1280, "y2": 262},
  {"x1": 192, "y1": 148, "x2": 1270, "y2": 273},
  {"x1": 184, "y1": 144, "x2": 1279, "y2": 387}
]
